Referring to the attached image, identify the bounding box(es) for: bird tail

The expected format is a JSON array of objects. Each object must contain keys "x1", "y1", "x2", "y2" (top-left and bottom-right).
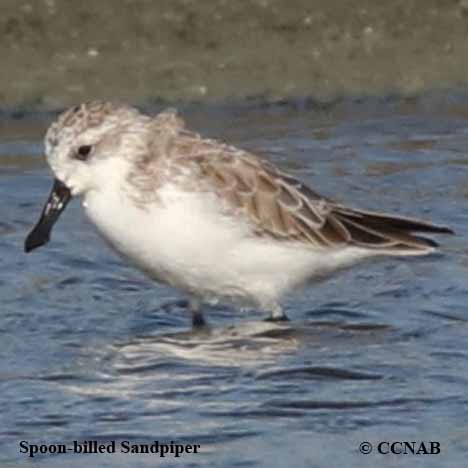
[{"x1": 331, "y1": 206, "x2": 454, "y2": 255}]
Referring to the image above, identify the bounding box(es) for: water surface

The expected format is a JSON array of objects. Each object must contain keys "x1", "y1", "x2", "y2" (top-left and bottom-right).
[{"x1": 1, "y1": 96, "x2": 467, "y2": 467}]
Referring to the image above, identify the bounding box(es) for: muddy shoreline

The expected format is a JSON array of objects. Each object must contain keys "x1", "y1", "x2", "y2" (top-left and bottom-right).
[{"x1": 2, "y1": 0, "x2": 468, "y2": 109}]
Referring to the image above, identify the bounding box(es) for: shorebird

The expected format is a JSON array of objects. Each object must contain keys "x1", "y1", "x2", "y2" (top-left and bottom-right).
[{"x1": 25, "y1": 101, "x2": 453, "y2": 326}]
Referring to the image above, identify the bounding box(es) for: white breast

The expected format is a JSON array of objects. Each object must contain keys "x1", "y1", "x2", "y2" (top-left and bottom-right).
[{"x1": 83, "y1": 183, "x2": 371, "y2": 309}]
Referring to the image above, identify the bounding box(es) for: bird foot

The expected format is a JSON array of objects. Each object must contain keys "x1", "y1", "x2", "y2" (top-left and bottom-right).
[
  {"x1": 264, "y1": 314, "x2": 290, "y2": 322},
  {"x1": 192, "y1": 311, "x2": 208, "y2": 328}
]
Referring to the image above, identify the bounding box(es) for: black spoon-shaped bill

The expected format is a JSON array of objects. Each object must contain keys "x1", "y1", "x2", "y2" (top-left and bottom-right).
[{"x1": 24, "y1": 178, "x2": 72, "y2": 253}]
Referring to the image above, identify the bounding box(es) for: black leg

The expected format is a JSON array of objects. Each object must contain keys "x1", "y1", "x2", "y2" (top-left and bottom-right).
[
  {"x1": 264, "y1": 305, "x2": 289, "y2": 322},
  {"x1": 192, "y1": 311, "x2": 207, "y2": 328},
  {"x1": 190, "y1": 298, "x2": 208, "y2": 328}
]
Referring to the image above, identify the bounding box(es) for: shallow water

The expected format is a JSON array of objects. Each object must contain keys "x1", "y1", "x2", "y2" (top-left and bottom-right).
[{"x1": 1, "y1": 96, "x2": 467, "y2": 467}]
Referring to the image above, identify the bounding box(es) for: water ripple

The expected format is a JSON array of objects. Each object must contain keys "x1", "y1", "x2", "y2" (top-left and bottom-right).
[{"x1": 2, "y1": 101, "x2": 467, "y2": 466}]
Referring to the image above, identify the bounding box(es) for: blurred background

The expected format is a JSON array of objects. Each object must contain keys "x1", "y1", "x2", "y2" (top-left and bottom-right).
[{"x1": 3, "y1": 0, "x2": 468, "y2": 108}]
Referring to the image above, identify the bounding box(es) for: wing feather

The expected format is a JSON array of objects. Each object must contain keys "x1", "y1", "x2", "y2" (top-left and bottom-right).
[{"x1": 170, "y1": 130, "x2": 452, "y2": 252}]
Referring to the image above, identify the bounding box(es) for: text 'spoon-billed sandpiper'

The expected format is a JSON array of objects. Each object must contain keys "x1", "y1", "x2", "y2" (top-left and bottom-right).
[{"x1": 25, "y1": 102, "x2": 453, "y2": 326}]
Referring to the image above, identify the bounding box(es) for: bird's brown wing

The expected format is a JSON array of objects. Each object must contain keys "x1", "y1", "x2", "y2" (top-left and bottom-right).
[
  {"x1": 140, "y1": 110, "x2": 452, "y2": 252},
  {"x1": 186, "y1": 143, "x2": 452, "y2": 252}
]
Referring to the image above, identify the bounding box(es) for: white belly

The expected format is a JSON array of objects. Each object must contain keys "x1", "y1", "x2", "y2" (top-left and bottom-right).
[{"x1": 83, "y1": 184, "x2": 371, "y2": 308}]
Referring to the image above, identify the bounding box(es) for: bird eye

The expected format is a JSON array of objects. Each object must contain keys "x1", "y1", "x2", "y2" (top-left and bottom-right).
[{"x1": 76, "y1": 145, "x2": 92, "y2": 161}]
